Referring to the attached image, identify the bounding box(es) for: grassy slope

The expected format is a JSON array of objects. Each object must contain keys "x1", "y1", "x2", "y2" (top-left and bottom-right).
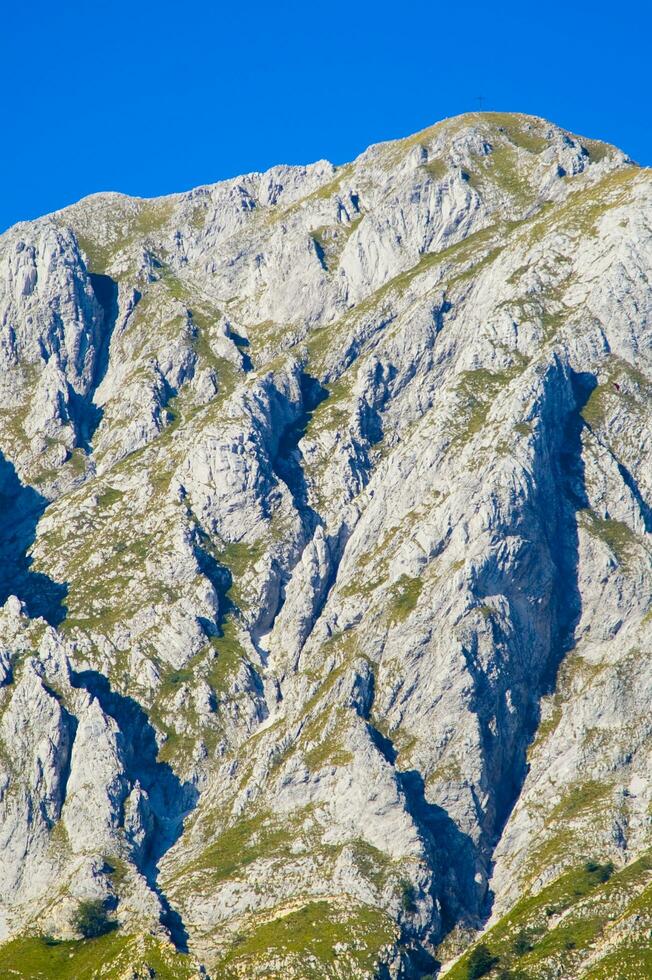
[
  {"x1": 443, "y1": 854, "x2": 652, "y2": 979},
  {"x1": 0, "y1": 933, "x2": 197, "y2": 980}
]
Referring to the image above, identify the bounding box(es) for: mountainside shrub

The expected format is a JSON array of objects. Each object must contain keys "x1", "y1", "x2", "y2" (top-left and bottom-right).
[
  {"x1": 466, "y1": 943, "x2": 499, "y2": 979},
  {"x1": 72, "y1": 900, "x2": 116, "y2": 939}
]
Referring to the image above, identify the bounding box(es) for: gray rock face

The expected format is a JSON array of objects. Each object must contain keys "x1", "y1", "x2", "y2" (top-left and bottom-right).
[{"x1": 0, "y1": 111, "x2": 650, "y2": 977}]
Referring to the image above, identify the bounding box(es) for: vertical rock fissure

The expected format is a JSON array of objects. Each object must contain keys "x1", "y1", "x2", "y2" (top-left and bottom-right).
[{"x1": 69, "y1": 669, "x2": 198, "y2": 949}]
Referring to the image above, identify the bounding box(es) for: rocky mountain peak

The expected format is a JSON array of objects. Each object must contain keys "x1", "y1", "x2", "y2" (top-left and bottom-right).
[{"x1": 0, "y1": 111, "x2": 650, "y2": 978}]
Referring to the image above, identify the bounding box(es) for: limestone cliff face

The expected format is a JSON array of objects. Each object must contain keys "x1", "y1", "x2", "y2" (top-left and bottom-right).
[{"x1": 0, "y1": 112, "x2": 650, "y2": 979}]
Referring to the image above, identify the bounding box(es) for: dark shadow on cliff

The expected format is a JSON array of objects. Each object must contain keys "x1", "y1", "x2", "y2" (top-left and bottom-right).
[
  {"x1": 401, "y1": 768, "x2": 482, "y2": 935},
  {"x1": 228, "y1": 328, "x2": 253, "y2": 372},
  {"x1": 366, "y1": 370, "x2": 598, "y2": 958},
  {"x1": 267, "y1": 367, "x2": 392, "y2": 647},
  {"x1": 260, "y1": 372, "x2": 331, "y2": 640},
  {"x1": 39, "y1": 686, "x2": 79, "y2": 825},
  {"x1": 367, "y1": 723, "x2": 484, "y2": 956},
  {"x1": 193, "y1": 540, "x2": 236, "y2": 630},
  {"x1": 616, "y1": 459, "x2": 652, "y2": 532},
  {"x1": 0, "y1": 452, "x2": 68, "y2": 625},
  {"x1": 272, "y1": 371, "x2": 328, "y2": 523},
  {"x1": 475, "y1": 369, "x2": 597, "y2": 922},
  {"x1": 70, "y1": 668, "x2": 199, "y2": 950},
  {"x1": 71, "y1": 273, "x2": 120, "y2": 450},
  {"x1": 539, "y1": 370, "x2": 595, "y2": 691}
]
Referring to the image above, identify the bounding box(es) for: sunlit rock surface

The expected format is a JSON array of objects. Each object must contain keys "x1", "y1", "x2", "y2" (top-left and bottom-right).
[{"x1": 0, "y1": 112, "x2": 650, "y2": 978}]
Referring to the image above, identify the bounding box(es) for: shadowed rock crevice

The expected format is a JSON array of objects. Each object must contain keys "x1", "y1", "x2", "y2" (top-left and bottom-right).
[
  {"x1": 193, "y1": 536, "x2": 236, "y2": 630},
  {"x1": 366, "y1": 370, "x2": 598, "y2": 951},
  {"x1": 366, "y1": 720, "x2": 481, "y2": 958},
  {"x1": 69, "y1": 669, "x2": 198, "y2": 950},
  {"x1": 0, "y1": 453, "x2": 68, "y2": 625},
  {"x1": 71, "y1": 272, "x2": 120, "y2": 450},
  {"x1": 255, "y1": 373, "x2": 330, "y2": 640},
  {"x1": 229, "y1": 329, "x2": 253, "y2": 372},
  {"x1": 398, "y1": 769, "x2": 482, "y2": 934},
  {"x1": 470, "y1": 370, "x2": 597, "y2": 921},
  {"x1": 266, "y1": 365, "x2": 387, "y2": 651},
  {"x1": 547, "y1": 372, "x2": 594, "y2": 623},
  {"x1": 88, "y1": 273, "x2": 119, "y2": 394},
  {"x1": 44, "y1": 691, "x2": 79, "y2": 823},
  {"x1": 616, "y1": 458, "x2": 652, "y2": 532},
  {"x1": 272, "y1": 371, "x2": 328, "y2": 523},
  {"x1": 69, "y1": 669, "x2": 198, "y2": 864}
]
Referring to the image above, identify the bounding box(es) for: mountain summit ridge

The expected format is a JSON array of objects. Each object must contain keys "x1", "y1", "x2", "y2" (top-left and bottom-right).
[
  {"x1": 24, "y1": 111, "x2": 628, "y2": 221},
  {"x1": 0, "y1": 112, "x2": 650, "y2": 978}
]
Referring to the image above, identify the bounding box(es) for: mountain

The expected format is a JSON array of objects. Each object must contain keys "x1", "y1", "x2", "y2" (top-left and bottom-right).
[{"x1": 0, "y1": 111, "x2": 650, "y2": 980}]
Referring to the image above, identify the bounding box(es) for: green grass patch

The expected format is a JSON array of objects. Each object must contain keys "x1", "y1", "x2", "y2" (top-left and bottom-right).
[
  {"x1": 204, "y1": 617, "x2": 248, "y2": 691},
  {"x1": 218, "y1": 899, "x2": 396, "y2": 977},
  {"x1": 388, "y1": 574, "x2": 423, "y2": 623},
  {"x1": 0, "y1": 932, "x2": 196, "y2": 980},
  {"x1": 527, "y1": 704, "x2": 562, "y2": 759},
  {"x1": 72, "y1": 198, "x2": 175, "y2": 273},
  {"x1": 450, "y1": 363, "x2": 527, "y2": 449},
  {"x1": 578, "y1": 511, "x2": 640, "y2": 567},
  {"x1": 97, "y1": 487, "x2": 124, "y2": 508},
  {"x1": 581, "y1": 139, "x2": 613, "y2": 165},
  {"x1": 548, "y1": 780, "x2": 611, "y2": 823},
  {"x1": 584, "y1": 942, "x2": 652, "y2": 979},
  {"x1": 172, "y1": 811, "x2": 297, "y2": 885},
  {"x1": 422, "y1": 158, "x2": 448, "y2": 181},
  {"x1": 304, "y1": 734, "x2": 353, "y2": 772},
  {"x1": 480, "y1": 113, "x2": 550, "y2": 154},
  {"x1": 481, "y1": 144, "x2": 535, "y2": 207},
  {"x1": 216, "y1": 539, "x2": 267, "y2": 610},
  {"x1": 444, "y1": 857, "x2": 643, "y2": 980},
  {"x1": 525, "y1": 165, "x2": 640, "y2": 245},
  {"x1": 350, "y1": 840, "x2": 393, "y2": 891}
]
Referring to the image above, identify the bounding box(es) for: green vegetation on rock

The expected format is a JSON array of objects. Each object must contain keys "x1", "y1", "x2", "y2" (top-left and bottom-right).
[
  {"x1": 445, "y1": 855, "x2": 650, "y2": 980},
  {"x1": 72, "y1": 899, "x2": 116, "y2": 939},
  {"x1": 216, "y1": 899, "x2": 397, "y2": 979},
  {"x1": 0, "y1": 933, "x2": 196, "y2": 980}
]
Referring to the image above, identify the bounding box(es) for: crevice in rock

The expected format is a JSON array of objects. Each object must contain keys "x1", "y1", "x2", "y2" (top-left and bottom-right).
[
  {"x1": 311, "y1": 523, "x2": 355, "y2": 619},
  {"x1": 362, "y1": 368, "x2": 599, "y2": 951},
  {"x1": 539, "y1": 368, "x2": 595, "y2": 689},
  {"x1": 0, "y1": 452, "x2": 68, "y2": 625},
  {"x1": 366, "y1": 720, "x2": 481, "y2": 957},
  {"x1": 157, "y1": 896, "x2": 190, "y2": 952},
  {"x1": 470, "y1": 369, "x2": 596, "y2": 839},
  {"x1": 38, "y1": 685, "x2": 78, "y2": 826},
  {"x1": 472, "y1": 369, "x2": 597, "y2": 920},
  {"x1": 89, "y1": 273, "x2": 120, "y2": 395},
  {"x1": 311, "y1": 235, "x2": 328, "y2": 272},
  {"x1": 69, "y1": 669, "x2": 198, "y2": 950},
  {"x1": 227, "y1": 328, "x2": 253, "y2": 372},
  {"x1": 399, "y1": 768, "x2": 483, "y2": 932},
  {"x1": 252, "y1": 373, "x2": 329, "y2": 642},
  {"x1": 271, "y1": 371, "x2": 327, "y2": 525},
  {"x1": 263, "y1": 364, "x2": 386, "y2": 652},
  {"x1": 616, "y1": 458, "x2": 652, "y2": 532},
  {"x1": 70, "y1": 273, "x2": 120, "y2": 451},
  {"x1": 192, "y1": 530, "x2": 244, "y2": 650}
]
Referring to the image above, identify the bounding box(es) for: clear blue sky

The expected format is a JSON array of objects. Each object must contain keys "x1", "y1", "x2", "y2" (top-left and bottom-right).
[{"x1": 2, "y1": 0, "x2": 650, "y2": 233}]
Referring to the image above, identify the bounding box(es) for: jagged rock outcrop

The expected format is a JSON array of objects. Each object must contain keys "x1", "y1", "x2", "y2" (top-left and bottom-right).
[{"x1": 0, "y1": 111, "x2": 650, "y2": 979}]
